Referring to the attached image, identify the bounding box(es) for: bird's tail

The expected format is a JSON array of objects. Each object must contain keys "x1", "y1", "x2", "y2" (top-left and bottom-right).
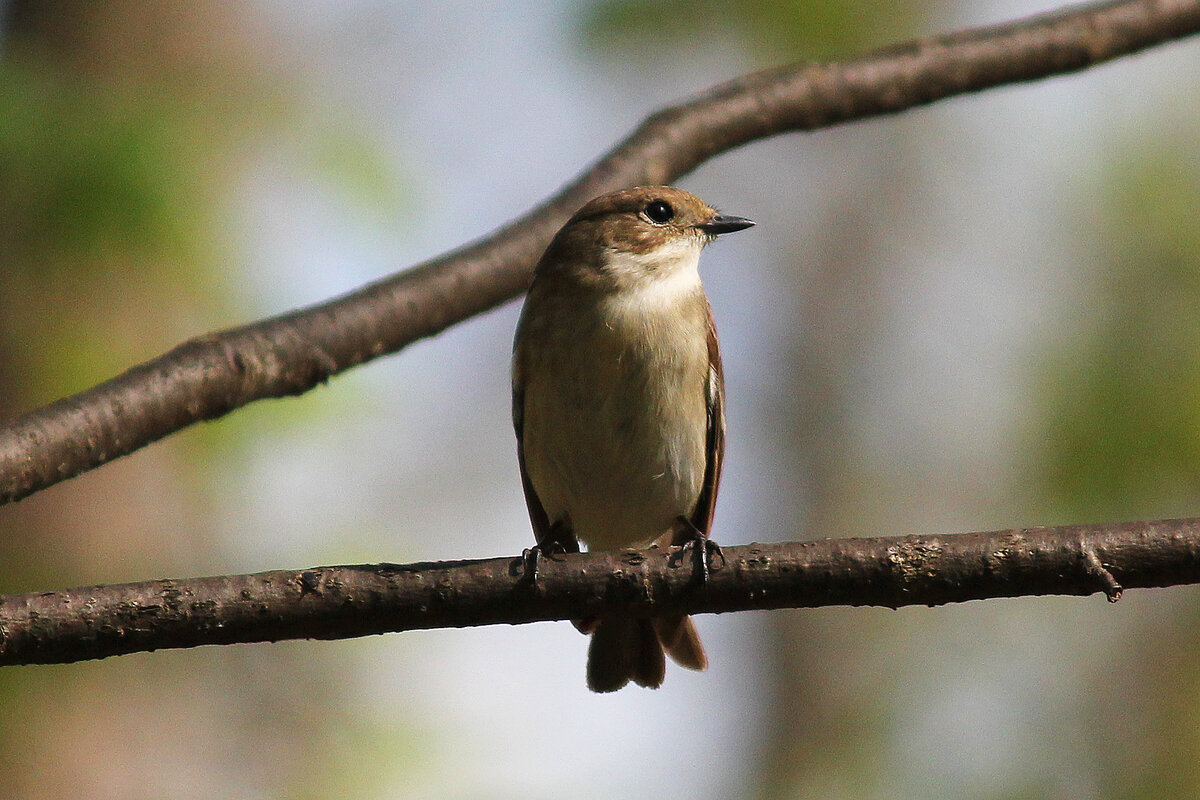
[{"x1": 585, "y1": 614, "x2": 707, "y2": 693}]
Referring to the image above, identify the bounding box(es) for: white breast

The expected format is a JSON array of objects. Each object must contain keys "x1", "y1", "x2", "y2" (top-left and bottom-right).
[{"x1": 599, "y1": 239, "x2": 703, "y2": 316}]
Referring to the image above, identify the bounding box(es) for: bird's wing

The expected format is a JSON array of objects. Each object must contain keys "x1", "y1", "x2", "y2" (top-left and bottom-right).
[
  {"x1": 512, "y1": 360, "x2": 553, "y2": 548},
  {"x1": 690, "y1": 299, "x2": 726, "y2": 536}
]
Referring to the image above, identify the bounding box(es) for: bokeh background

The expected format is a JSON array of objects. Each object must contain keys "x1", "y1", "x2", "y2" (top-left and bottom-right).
[{"x1": 2, "y1": 1, "x2": 1200, "y2": 797}]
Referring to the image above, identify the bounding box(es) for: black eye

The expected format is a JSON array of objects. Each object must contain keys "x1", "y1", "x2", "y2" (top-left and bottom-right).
[{"x1": 644, "y1": 200, "x2": 674, "y2": 224}]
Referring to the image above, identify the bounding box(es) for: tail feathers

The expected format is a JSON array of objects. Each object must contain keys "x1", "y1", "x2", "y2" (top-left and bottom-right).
[
  {"x1": 586, "y1": 615, "x2": 706, "y2": 693},
  {"x1": 653, "y1": 615, "x2": 707, "y2": 671},
  {"x1": 587, "y1": 616, "x2": 664, "y2": 692}
]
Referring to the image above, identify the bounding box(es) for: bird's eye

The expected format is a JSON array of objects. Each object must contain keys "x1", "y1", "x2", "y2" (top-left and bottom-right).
[{"x1": 644, "y1": 200, "x2": 674, "y2": 224}]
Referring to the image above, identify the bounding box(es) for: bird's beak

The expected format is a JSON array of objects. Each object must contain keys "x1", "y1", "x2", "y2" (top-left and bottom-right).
[{"x1": 696, "y1": 214, "x2": 755, "y2": 235}]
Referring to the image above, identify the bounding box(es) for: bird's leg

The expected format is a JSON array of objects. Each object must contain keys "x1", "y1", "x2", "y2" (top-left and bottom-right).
[
  {"x1": 669, "y1": 516, "x2": 724, "y2": 585},
  {"x1": 521, "y1": 520, "x2": 580, "y2": 584}
]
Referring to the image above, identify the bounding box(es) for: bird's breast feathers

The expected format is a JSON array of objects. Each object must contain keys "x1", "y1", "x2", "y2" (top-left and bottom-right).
[{"x1": 518, "y1": 251, "x2": 712, "y2": 550}]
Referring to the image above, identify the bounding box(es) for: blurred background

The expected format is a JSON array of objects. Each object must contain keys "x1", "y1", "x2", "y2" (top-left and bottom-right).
[{"x1": 1, "y1": 1, "x2": 1199, "y2": 797}]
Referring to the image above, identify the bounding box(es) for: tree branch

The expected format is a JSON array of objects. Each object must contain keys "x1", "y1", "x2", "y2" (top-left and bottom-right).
[
  {"x1": 2, "y1": 0, "x2": 1199, "y2": 505},
  {"x1": 3, "y1": 517, "x2": 1200, "y2": 666}
]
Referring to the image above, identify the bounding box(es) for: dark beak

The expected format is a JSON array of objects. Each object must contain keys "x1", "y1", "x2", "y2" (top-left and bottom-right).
[{"x1": 697, "y1": 214, "x2": 755, "y2": 235}]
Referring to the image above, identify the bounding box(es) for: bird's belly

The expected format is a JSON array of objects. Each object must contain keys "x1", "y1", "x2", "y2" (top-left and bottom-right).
[{"x1": 522, "y1": 339, "x2": 707, "y2": 551}]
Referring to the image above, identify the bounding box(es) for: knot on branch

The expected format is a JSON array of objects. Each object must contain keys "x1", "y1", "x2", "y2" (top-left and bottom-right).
[{"x1": 1080, "y1": 545, "x2": 1123, "y2": 602}]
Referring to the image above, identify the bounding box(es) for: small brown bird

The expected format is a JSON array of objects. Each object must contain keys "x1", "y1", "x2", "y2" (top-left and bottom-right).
[{"x1": 512, "y1": 186, "x2": 753, "y2": 692}]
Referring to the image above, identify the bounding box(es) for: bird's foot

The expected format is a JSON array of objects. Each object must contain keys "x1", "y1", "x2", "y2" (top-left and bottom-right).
[
  {"x1": 520, "y1": 521, "x2": 580, "y2": 585},
  {"x1": 520, "y1": 541, "x2": 564, "y2": 584},
  {"x1": 669, "y1": 516, "x2": 724, "y2": 585}
]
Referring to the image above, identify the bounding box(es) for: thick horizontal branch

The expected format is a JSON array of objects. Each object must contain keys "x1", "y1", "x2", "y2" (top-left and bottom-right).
[
  {"x1": 3, "y1": 517, "x2": 1200, "y2": 666},
  {"x1": 2, "y1": 0, "x2": 1199, "y2": 504}
]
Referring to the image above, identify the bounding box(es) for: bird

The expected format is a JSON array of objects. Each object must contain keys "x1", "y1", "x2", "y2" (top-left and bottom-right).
[{"x1": 511, "y1": 185, "x2": 753, "y2": 692}]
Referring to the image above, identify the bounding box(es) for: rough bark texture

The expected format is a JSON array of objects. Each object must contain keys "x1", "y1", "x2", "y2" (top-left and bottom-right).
[
  {"x1": 3, "y1": 517, "x2": 1199, "y2": 666},
  {"x1": 2, "y1": 0, "x2": 1199, "y2": 505}
]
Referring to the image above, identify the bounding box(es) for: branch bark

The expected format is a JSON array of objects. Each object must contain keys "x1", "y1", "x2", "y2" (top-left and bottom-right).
[
  {"x1": 3, "y1": 517, "x2": 1200, "y2": 666},
  {"x1": 2, "y1": 0, "x2": 1199, "y2": 505}
]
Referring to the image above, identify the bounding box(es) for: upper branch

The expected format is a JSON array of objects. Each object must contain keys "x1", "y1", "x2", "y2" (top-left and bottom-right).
[
  {"x1": 3, "y1": 517, "x2": 1200, "y2": 666},
  {"x1": 3, "y1": 0, "x2": 1199, "y2": 505}
]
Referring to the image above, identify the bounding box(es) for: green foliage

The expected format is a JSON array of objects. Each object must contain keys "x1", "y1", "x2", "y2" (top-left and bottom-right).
[
  {"x1": 0, "y1": 60, "x2": 209, "y2": 276},
  {"x1": 0, "y1": 50, "x2": 228, "y2": 405},
  {"x1": 1036, "y1": 147, "x2": 1200, "y2": 522},
  {"x1": 581, "y1": 0, "x2": 928, "y2": 62}
]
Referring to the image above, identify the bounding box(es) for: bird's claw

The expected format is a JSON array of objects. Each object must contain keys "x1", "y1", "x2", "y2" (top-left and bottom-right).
[
  {"x1": 520, "y1": 541, "x2": 567, "y2": 585},
  {"x1": 669, "y1": 516, "x2": 724, "y2": 585},
  {"x1": 521, "y1": 521, "x2": 580, "y2": 586}
]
